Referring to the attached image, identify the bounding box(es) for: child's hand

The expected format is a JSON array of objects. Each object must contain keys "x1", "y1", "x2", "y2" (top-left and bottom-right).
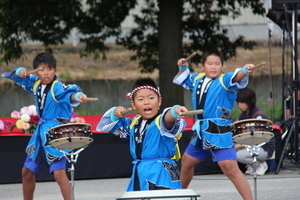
[
  {"x1": 114, "y1": 106, "x2": 127, "y2": 118},
  {"x1": 77, "y1": 94, "x2": 88, "y2": 103},
  {"x1": 18, "y1": 69, "x2": 27, "y2": 78},
  {"x1": 74, "y1": 92, "x2": 88, "y2": 103},
  {"x1": 173, "y1": 106, "x2": 189, "y2": 119},
  {"x1": 177, "y1": 58, "x2": 188, "y2": 67},
  {"x1": 243, "y1": 64, "x2": 255, "y2": 74}
]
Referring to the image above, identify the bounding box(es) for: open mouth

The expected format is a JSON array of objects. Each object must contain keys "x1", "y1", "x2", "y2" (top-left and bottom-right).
[{"x1": 144, "y1": 108, "x2": 152, "y2": 114}]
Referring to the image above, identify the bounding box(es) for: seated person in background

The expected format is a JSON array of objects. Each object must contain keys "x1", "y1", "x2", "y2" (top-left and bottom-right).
[{"x1": 235, "y1": 87, "x2": 275, "y2": 175}]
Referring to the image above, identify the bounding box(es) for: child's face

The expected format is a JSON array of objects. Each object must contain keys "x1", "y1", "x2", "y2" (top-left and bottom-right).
[
  {"x1": 130, "y1": 88, "x2": 162, "y2": 120},
  {"x1": 237, "y1": 102, "x2": 249, "y2": 112},
  {"x1": 36, "y1": 64, "x2": 57, "y2": 85},
  {"x1": 202, "y1": 55, "x2": 223, "y2": 79}
]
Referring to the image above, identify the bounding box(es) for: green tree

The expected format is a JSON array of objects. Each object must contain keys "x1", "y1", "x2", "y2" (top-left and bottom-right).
[
  {"x1": 0, "y1": 0, "x2": 265, "y2": 108},
  {"x1": 0, "y1": 0, "x2": 136, "y2": 62}
]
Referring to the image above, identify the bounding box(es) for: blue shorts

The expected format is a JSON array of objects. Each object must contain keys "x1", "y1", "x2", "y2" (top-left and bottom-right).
[
  {"x1": 185, "y1": 142, "x2": 237, "y2": 162},
  {"x1": 24, "y1": 156, "x2": 67, "y2": 174}
]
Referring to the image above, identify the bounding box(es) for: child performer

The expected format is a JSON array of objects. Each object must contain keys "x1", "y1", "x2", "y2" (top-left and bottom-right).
[
  {"x1": 97, "y1": 77, "x2": 188, "y2": 191},
  {"x1": 2, "y1": 52, "x2": 88, "y2": 200},
  {"x1": 173, "y1": 49, "x2": 255, "y2": 200}
]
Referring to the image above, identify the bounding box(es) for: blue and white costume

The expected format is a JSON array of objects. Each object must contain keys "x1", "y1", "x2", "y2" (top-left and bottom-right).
[
  {"x1": 2, "y1": 67, "x2": 82, "y2": 165},
  {"x1": 173, "y1": 68, "x2": 248, "y2": 149},
  {"x1": 96, "y1": 107, "x2": 186, "y2": 191}
]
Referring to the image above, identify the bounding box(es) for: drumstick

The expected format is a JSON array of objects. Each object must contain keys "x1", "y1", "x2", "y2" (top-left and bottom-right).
[
  {"x1": 252, "y1": 62, "x2": 266, "y2": 69},
  {"x1": 27, "y1": 68, "x2": 43, "y2": 75},
  {"x1": 122, "y1": 107, "x2": 133, "y2": 115},
  {"x1": 184, "y1": 52, "x2": 197, "y2": 61},
  {"x1": 182, "y1": 109, "x2": 204, "y2": 116},
  {"x1": 81, "y1": 97, "x2": 99, "y2": 101}
]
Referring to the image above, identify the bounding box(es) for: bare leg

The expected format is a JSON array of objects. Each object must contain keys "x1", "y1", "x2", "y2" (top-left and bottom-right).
[
  {"x1": 53, "y1": 169, "x2": 71, "y2": 200},
  {"x1": 22, "y1": 166, "x2": 35, "y2": 200},
  {"x1": 180, "y1": 153, "x2": 200, "y2": 189},
  {"x1": 218, "y1": 159, "x2": 253, "y2": 200}
]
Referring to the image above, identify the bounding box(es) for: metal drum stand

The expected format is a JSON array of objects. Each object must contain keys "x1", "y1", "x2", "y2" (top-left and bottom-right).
[
  {"x1": 232, "y1": 124, "x2": 274, "y2": 200},
  {"x1": 63, "y1": 147, "x2": 86, "y2": 200},
  {"x1": 243, "y1": 142, "x2": 266, "y2": 200}
]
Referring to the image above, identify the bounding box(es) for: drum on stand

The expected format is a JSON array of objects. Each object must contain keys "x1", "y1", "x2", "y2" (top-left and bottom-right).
[
  {"x1": 231, "y1": 119, "x2": 274, "y2": 145},
  {"x1": 48, "y1": 123, "x2": 94, "y2": 200},
  {"x1": 48, "y1": 123, "x2": 93, "y2": 149},
  {"x1": 231, "y1": 118, "x2": 275, "y2": 200}
]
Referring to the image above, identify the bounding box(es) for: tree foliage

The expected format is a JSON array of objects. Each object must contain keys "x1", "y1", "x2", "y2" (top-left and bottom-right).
[
  {"x1": 117, "y1": 0, "x2": 265, "y2": 71},
  {"x1": 0, "y1": 0, "x2": 265, "y2": 65},
  {"x1": 0, "y1": 0, "x2": 136, "y2": 63},
  {"x1": 0, "y1": 0, "x2": 265, "y2": 107}
]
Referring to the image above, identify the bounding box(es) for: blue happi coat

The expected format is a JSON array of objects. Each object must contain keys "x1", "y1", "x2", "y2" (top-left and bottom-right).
[
  {"x1": 96, "y1": 107, "x2": 186, "y2": 191},
  {"x1": 2, "y1": 67, "x2": 82, "y2": 165},
  {"x1": 173, "y1": 68, "x2": 249, "y2": 149}
]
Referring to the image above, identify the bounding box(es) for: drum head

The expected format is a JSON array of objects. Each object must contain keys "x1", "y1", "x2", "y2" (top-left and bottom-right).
[
  {"x1": 232, "y1": 131, "x2": 274, "y2": 145},
  {"x1": 49, "y1": 137, "x2": 93, "y2": 149},
  {"x1": 49, "y1": 123, "x2": 91, "y2": 134},
  {"x1": 231, "y1": 118, "x2": 273, "y2": 129}
]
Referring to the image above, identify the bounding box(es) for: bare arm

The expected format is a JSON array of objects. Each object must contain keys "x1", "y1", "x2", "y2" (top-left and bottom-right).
[{"x1": 232, "y1": 64, "x2": 255, "y2": 83}]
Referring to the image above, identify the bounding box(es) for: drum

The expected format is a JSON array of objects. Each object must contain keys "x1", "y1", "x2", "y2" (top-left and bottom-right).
[
  {"x1": 48, "y1": 123, "x2": 93, "y2": 149},
  {"x1": 231, "y1": 119, "x2": 274, "y2": 145}
]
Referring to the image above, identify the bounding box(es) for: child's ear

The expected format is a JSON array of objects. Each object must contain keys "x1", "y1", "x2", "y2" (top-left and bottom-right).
[
  {"x1": 130, "y1": 100, "x2": 136, "y2": 110},
  {"x1": 158, "y1": 97, "x2": 162, "y2": 106}
]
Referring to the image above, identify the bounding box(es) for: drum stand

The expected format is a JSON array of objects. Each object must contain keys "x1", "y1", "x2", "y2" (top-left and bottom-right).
[
  {"x1": 244, "y1": 142, "x2": 265, "y2": 200},
  {"x1": 62, "y1": 147, "x2": 86, "y2": 200}
]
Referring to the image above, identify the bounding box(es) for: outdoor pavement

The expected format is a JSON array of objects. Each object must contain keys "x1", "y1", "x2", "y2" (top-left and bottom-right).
[{"x1": 0, "y1": 160, "x2": 299, "y2": 200}]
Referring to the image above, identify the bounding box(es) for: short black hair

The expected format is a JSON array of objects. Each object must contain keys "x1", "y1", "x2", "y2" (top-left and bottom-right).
[
  {"x1": 131, "y1": 77, "x2": 160, "y2": 99},
  {"x1": 236, "y1": 87, "x2": 256, "y2": 108},
  {"x1": 33, "y1": 53, "x2": 57, "y2": 69},
  {"x1": 201, "y1": 49, "x2": 224, "y2": 66},
  {"x1": 132, "y1": 77, "x2": 158, "y2": 90}
]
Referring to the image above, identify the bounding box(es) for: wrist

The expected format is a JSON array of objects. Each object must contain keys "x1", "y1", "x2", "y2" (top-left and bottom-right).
[
  {"x1": 110, "y1": 107, "x2": 119, "y2": 122},
  {"x1": 171, "y1": 105, "x2": 181, "y2": 118},
  {"x1": 15, "y1": 67, "x2": 26, "y2": 76},
  {"x1": 74, "y1": 92, "x2": 84, "y2": 101},
  {"x1": 178, "y1": 65, "x2": 188, "y2": 70},
  {"x1": 242, "y1": 66, "x2": 250, "y2": 75}
]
